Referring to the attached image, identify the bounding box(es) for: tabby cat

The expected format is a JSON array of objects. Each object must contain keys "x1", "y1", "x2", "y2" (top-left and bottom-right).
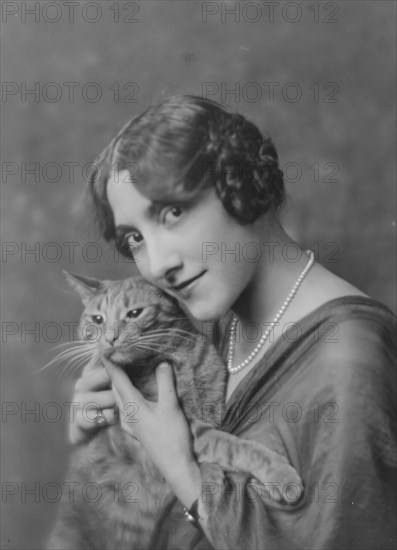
[{"x1": 46, "y1": 272, "x2": 302, "y2": 549}]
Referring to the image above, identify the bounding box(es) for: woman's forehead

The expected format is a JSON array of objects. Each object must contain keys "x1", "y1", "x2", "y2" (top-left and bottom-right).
[
  {"x1": 106, "y1": 168, "x2": 201, "y2": 224},
  {"x1": 106, "y1": 170, "x2": 186, "y2": 227},
  {"x1": 106, "y1": 170, "x2": 152, "y2": 226}
]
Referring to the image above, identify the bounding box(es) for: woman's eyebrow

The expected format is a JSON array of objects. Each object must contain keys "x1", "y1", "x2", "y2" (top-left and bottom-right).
[{"x1": 114, "y1": 202, "x2": 166, "y2": 237}]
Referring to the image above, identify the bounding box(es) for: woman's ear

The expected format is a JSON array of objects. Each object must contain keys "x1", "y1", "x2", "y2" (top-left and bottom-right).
[{"x1": 62, "y1": 270, "x2": 103, "y2": 305}]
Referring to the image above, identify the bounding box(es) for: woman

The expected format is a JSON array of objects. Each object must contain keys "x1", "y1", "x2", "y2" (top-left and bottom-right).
[{"x1": 70, "y1": 95, "x2": 396, "y2": 549}]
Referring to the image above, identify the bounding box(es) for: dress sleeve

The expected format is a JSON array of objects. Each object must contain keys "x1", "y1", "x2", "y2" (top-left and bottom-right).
[{"x1": 192, "y1": 316, "x2": 397, "y2": 550}]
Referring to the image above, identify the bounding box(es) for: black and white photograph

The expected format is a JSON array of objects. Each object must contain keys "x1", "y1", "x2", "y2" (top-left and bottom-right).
[{"x1": 1, "y1": 1, "x2": 396, "y2": 549}]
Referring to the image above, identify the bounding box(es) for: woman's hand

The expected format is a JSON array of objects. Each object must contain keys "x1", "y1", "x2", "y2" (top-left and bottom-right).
[
  {"x1": 102, "y1": 358, "x2": 202, "y2": 509},
  {"x1": 69, "y1": 354, "x2": 118, "y2": 446}
]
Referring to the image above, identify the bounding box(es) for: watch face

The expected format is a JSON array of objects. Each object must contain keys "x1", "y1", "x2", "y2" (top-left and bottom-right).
[
  {"x1": 185, "y1": 511, "x2": 195, "y2": 522},
  {"x1": 184, "y1": 499, "x2": 200, "y2": 525}
]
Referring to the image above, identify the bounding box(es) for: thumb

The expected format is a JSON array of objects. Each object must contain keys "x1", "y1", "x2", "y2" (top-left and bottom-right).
[
  {"x1": 156, "y1": 362, "x2": 178, "y2": 408},
  {"x1": 83, "y1": 350, "x2": 102, "y2": 374},
  {"x1": 102, "y1": 357, "x2": 144, "y2": 406}
]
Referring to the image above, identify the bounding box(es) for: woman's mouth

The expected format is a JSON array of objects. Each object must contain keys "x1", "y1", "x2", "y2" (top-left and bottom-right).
[{"x1": 168, "y1": 271, "x2": 206, "y2": 295}]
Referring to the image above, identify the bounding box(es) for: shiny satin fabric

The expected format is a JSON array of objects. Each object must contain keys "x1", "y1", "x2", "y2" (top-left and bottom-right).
[{"x1": 153, "y1": 296, "x2": 397, "y2": 550}]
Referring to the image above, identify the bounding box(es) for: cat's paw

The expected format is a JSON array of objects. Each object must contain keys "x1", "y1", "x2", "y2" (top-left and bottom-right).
[{"x1": 251, "y1": 463, "x2": 303, "y2": 505}]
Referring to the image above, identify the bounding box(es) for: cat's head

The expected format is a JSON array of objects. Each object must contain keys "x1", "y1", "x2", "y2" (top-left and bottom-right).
[{"x1": 63, "y1": 271, "x2": 193, "y2": 369}]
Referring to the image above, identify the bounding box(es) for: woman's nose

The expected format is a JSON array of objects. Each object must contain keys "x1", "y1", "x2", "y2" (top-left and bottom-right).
[{"x1": 145, "y1": 236, "x2": 182, "y2": 282}]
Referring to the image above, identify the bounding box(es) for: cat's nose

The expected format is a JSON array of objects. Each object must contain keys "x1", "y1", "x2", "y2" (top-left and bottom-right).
[{"x1": 105, "y1": 330, "x2": 118, "y2": 345}]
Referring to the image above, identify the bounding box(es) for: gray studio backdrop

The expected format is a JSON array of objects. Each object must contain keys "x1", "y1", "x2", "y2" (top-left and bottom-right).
[{"x1": 1, "y1": 1, "x2": 396, "y2": 548}]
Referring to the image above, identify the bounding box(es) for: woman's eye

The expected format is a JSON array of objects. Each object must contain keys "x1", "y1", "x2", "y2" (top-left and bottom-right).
[
  {"x1": 91, "y1": 315, "x2": 104, "y2": 324},
  {"x1": 126, "y1": 308, "x2": 143, "y2": 319},
  {"x1": 126, "y1": 231, "x2": 143, "y2": 247},
  {"x1": 164, "y1": 206, "x2": 184, "y2": 223}
]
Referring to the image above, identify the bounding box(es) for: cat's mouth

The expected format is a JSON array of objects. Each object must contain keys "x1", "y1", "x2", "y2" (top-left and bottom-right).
[{"x1": 102, "y1": 346, "x2": 154, "y2": 366}]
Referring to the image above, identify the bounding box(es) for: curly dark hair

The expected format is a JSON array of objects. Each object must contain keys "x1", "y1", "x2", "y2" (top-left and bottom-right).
[{"x1": 87, "y1": 94, "x2": 286, "y2": 245}]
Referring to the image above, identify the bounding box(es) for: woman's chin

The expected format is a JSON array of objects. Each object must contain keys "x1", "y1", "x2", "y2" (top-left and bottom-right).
[{"x1": 186, "y1": 303, "x2": 229, "y2": 323}]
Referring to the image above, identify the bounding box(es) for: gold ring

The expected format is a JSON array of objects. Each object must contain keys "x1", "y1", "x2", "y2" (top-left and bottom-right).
[{"x1": 93, "y1": 411, "x2": 106, "y2": 425}]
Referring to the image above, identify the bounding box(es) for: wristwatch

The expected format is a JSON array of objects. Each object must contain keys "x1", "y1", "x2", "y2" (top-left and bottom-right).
[{"x1": 183, "y1": 499, "x2": 202, "y2": 530}]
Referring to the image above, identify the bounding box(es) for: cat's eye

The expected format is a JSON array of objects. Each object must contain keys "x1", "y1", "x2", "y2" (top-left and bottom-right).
[
  {"x1": 126, "y1": 308, "x2": 143, "y2": 319},
  {"x1": 91, "y1": 315, "x2": 104, "y2": 324}
]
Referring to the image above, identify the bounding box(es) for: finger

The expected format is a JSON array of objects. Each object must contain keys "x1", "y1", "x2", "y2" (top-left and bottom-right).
[
  {"x1": 75, "y1": 368, "x2": 112, "y2": 392},
  {"x1": 117, "y1": 400, "x2": 140, "y2": 437},
  {"x1": 101, "y1": 357, "x2": 145, "y2": 406},
  {"x1": 156, "y1": 362, "x2": 178, "y2": 408},
  {"x1": 82, "y1": 352, "x2": 102, "y2": 374},
  {"x1": 79, "y1": 390, "x2": 117, "y2": 410},
  {"x1": 76, "y1": 406, "x2": 117, "y2": 430}
]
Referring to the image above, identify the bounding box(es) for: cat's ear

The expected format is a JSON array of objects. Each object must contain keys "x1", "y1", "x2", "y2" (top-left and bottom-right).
[{"x1": 62, "y1": 270, "x2": 103, "y2": 304}]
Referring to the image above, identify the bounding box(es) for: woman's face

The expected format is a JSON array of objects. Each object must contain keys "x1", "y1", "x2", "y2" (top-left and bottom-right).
[{"x1": 107, "y1": 170, "x2": 260, "y2": 321}]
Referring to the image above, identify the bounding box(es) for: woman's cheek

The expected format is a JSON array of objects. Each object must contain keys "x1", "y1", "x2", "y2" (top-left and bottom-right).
[{"x1": 132, "y1": 251, "x2": 149, "y2": 278}]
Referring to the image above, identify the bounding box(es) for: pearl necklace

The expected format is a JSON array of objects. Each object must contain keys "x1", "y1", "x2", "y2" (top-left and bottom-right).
[{"x1": 227, "y1": 249, "x2": 315, "y2": 375}]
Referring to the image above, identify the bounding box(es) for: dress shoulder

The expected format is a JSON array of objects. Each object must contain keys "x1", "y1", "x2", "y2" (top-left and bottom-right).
[{"x1": 222, "y1": 295, "x2": 396, "y2": 434}]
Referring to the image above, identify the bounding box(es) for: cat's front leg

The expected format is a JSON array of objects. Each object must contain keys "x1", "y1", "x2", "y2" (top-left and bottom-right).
[
  {"x1": 190, "y1": 419, "x2": 303, "y2": 505},
  {"x1": 46, "y1": 505, "x2": 92, "y2": 550}
]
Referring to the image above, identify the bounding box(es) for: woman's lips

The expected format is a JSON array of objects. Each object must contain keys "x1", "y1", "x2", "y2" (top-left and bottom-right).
[{"x1": 168, "y1": 271, "x2": 206, "y2": 294}]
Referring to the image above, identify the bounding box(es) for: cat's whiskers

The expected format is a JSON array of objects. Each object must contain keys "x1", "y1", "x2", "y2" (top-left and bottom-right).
[
  {"x1": 125, "y1": 341, "x2": 166, "y2": 353},
  {"x1": 46, "y1": 344, "x2": 95, "y2": 363},
  {"x1": 57, "y1": 349, "x2": 97, "y2": 378},
  {"x1": 56, "y1": 348, "x2": 96, "y2": 368},
  {"x1": 39, "y1": 328, "x2": 194, "y2": 378},
  {"x1": 138, "y1": 336, "x2": 186, "y2": 350},
  {"x1": 142, "y1": 329, "x2": 194, "y2": 343},
  {"x1": 37, "y1": 351, "x2": 84, "y2": 373},
  {"x1": 66, "y1": 353, "x2": 96, "y2": 377},
  {"x1": 47, "y1": 340, "x2": 88, "y2": 352},
  {"x1": 36, "y1": 343, "x2": 97, "y2": 374},
  {"x1": 148, "y1": 327, "x2": 194, "y2": 337},
  {"x1": 100, "y1": 336, "x2": 165, "y2": 350},
  {"x1": 132, "y1": 337, "x2": 194, "y2": 358},
  {"x1": 41, "y1": 342, "x2": 91, "y2": 363}
]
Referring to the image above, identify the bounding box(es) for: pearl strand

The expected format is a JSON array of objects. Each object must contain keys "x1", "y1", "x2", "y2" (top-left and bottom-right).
[{"x1": 227, "y1": 249, "x2": 315, "y2": 375}]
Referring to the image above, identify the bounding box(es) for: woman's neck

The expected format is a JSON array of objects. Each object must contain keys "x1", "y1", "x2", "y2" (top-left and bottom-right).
[{"x1": 231, "y1": 219, "x2": 311, "y2": 354}]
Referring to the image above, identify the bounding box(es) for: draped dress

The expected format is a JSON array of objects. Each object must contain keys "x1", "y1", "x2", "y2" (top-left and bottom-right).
[{"x1": 153, "y1": 296, "x2": 397, "y2": 550}]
